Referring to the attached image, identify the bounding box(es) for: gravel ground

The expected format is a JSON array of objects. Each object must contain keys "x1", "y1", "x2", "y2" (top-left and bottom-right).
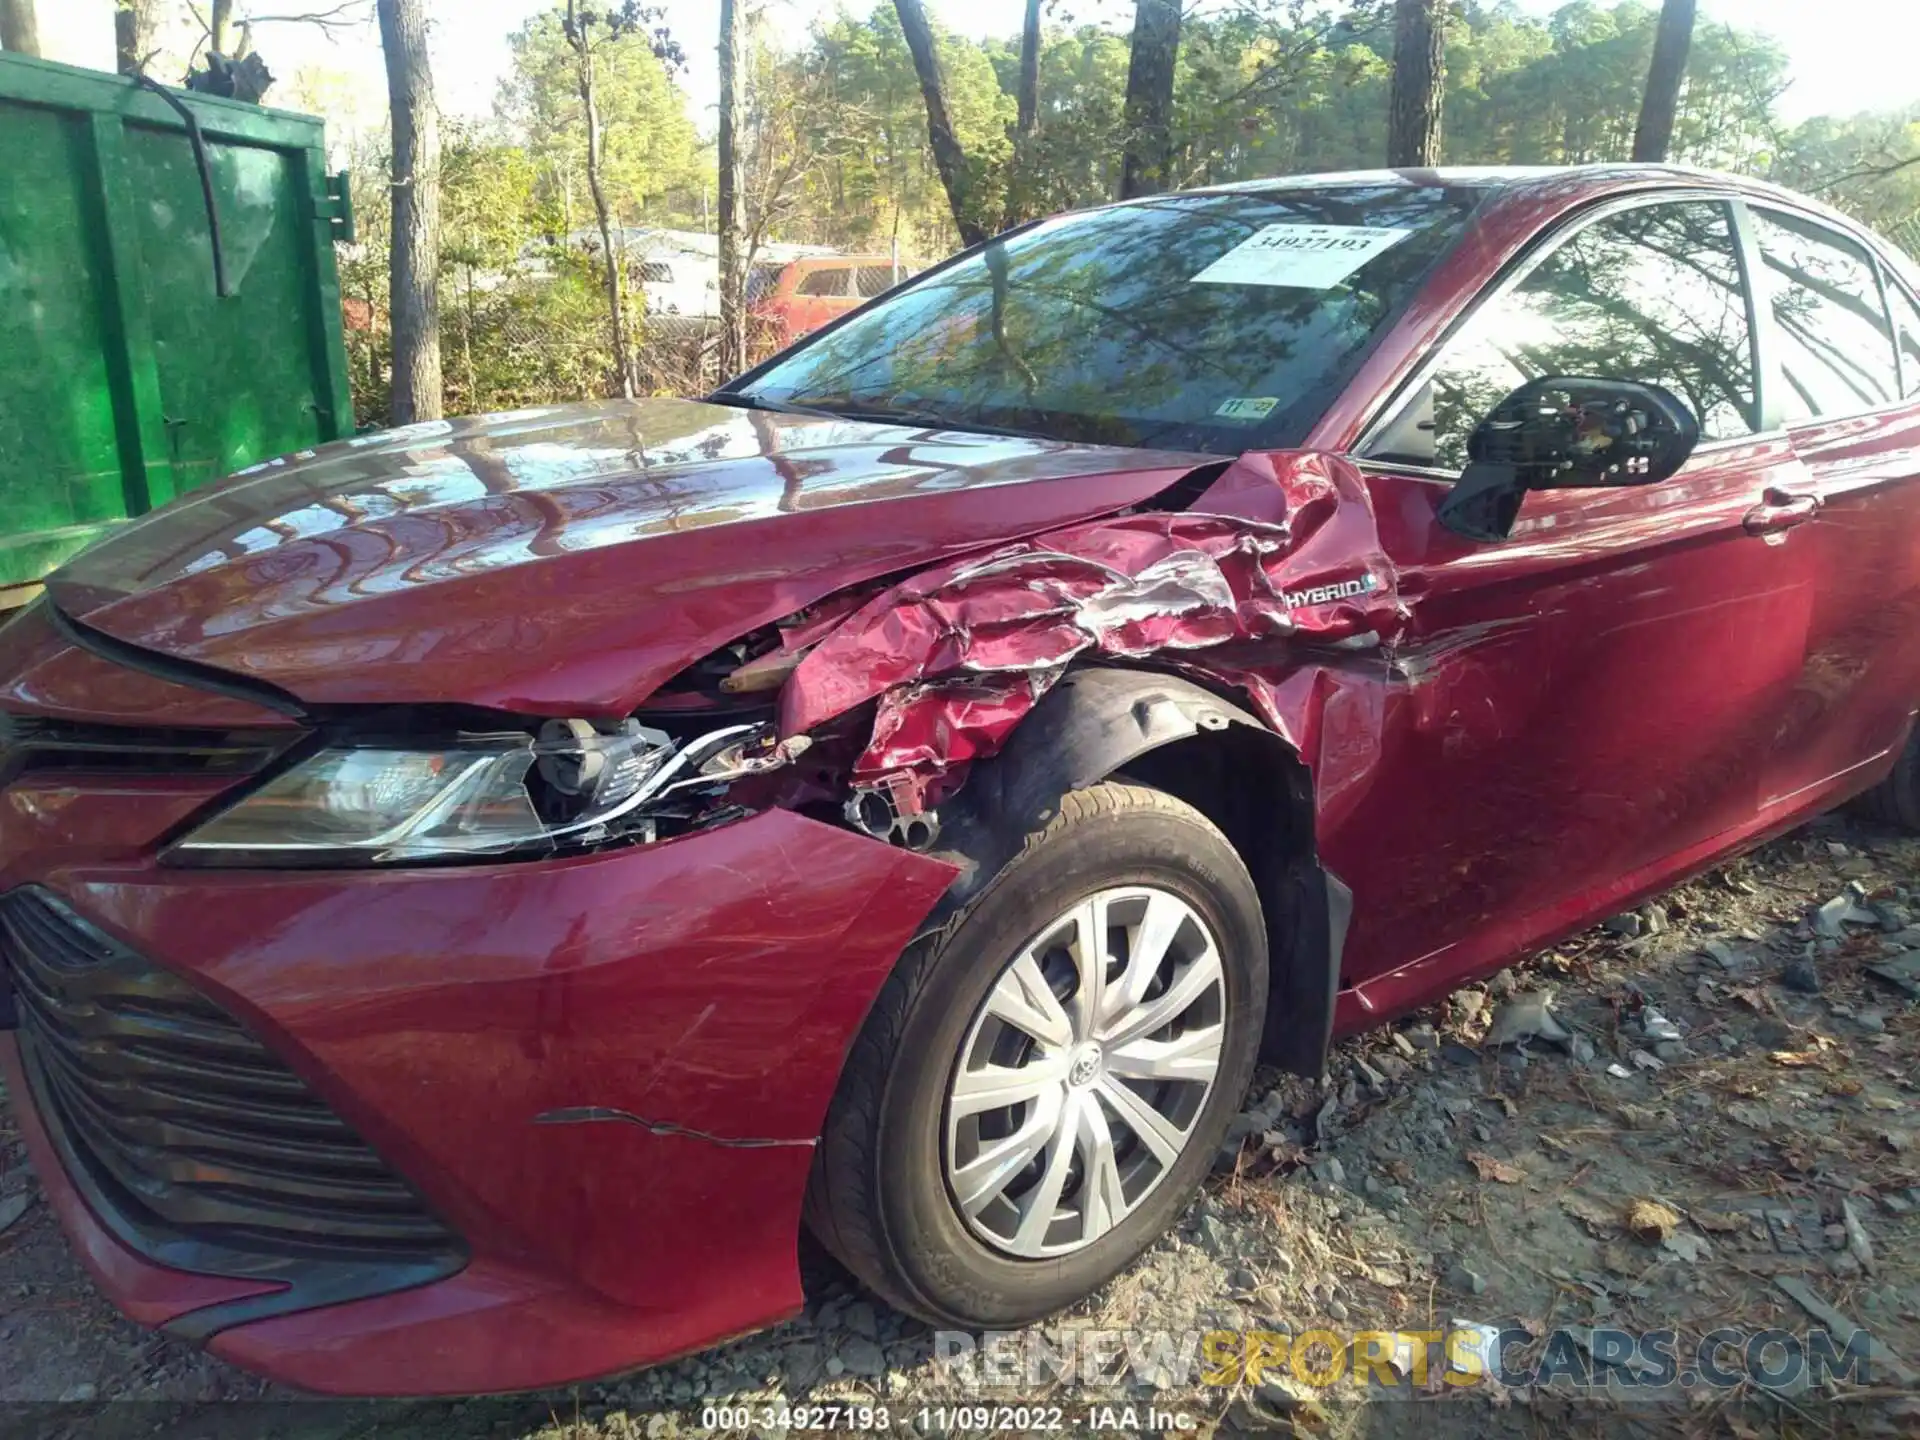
[{"x1": 3, "y1": 810, "x2": 1919, "y2": 1439}]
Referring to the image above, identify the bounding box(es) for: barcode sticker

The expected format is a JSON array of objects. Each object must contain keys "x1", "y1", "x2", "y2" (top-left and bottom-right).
[{"x1": 1192, "y1": 224, "x2": 1411, "y2": 289}]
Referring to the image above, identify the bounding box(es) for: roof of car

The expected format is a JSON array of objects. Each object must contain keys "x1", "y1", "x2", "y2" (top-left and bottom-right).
[
  {"x1": 1171, "y1": 164, "x2": 1915, "y2": 278},
  {"x1": 1186, "y1": 163, "x2": 1762, "y2": 198}
]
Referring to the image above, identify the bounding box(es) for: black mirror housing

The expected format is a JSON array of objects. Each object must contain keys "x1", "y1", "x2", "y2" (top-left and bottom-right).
[{"x1": 1437, "y1": 377, "x2": 1701, "y2": 543}]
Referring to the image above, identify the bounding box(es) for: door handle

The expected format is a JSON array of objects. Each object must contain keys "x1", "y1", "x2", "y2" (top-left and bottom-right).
[{"x1": 1743, "y1": 488, "x2": 1820, "y2": 536}]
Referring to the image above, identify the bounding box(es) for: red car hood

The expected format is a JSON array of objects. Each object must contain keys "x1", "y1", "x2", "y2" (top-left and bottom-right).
[{"x1": 46, "y1": 399, "x2": 1210, "y2": 715}]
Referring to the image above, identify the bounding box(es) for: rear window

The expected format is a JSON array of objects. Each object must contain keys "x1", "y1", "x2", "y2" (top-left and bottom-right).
[
  {"x1": 740, "y1": 184, "x2": 1484, "y2": 452},
  {"x1": 855, "y1": 265, "x2": 900, "y2": 297},
  {"x1": 797, "y1": 268, "x2": 847, "y2": 297}
]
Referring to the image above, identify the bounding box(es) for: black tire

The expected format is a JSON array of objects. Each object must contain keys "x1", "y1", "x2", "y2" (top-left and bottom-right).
[
  {"x1": 804, "y1": 780, "x2": 1267, "y2": 1328},
  {"x1": 1857, "y1": 725, "x2": 1920, "y2": 831}
]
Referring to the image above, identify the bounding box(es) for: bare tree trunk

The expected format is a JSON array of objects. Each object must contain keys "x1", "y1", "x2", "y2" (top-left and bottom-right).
[
  {"x1": 377, "y1": 0, "x2": 444, "y2": 422},
  {"x1": 209, "y1": 0, "x2": 233, "y2": 53},
  {"x1": 1119, "y1": 0, "x2": 1180, "y2": 200},
  {"x1": 1387, "y1": 0, "x2": 1444, "y2": 167},
  {"x1": 893, "y1": 0, "x2": 986, "y2": 248},
  {"x1": 0, "y1": 0, "x2": 41, "y2": 56},
  {"x1": 717, "y1": 0, "x2": 746, "y2": 376},
  {"x1": 1631, "y1": 0, "x2": 1695, "y2": 163},
  {"x1": 1002, "y1": 0, "x2": 1042, "y2": 228},
  {"x1": 115, "y1": 1, "x2": 156, "y2": 74},
  {"x1": 578, "y1": 49, "x2": 635, "y2": 399},
  {"x1": 1015, "y1": 0, "x2": 1041, "y2": 139}
]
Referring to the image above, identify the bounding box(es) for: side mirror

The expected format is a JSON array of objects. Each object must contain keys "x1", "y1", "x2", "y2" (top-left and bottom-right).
[{"x1": 1436, "y1": 377, "x2": 1700, "y2": 543}]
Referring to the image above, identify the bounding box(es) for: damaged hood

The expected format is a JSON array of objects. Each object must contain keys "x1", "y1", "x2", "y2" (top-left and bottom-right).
[{"x1": 45, "y1": 399, "x2": 1211, "y2": 714}]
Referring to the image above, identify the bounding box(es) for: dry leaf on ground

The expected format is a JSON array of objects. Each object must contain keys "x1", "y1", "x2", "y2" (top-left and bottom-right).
[
  {"x1": 1625, "y1": 1198, "x2": 1681, "y2": 1242},
  {"x1": 1466, "y1": 1151, "x2": 1524, "y2": 1184}
]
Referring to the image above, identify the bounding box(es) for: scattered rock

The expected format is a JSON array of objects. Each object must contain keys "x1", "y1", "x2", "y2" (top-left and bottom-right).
[
  {"x1": 1484, "y1": 992, "x2": 1571, "y2": 1048},
  {"x1": 1445, "y1": 1263, "x2": 1488, "y2": 1295},
  {"x1": 839, "y1": 1338, "x2": 887, "y2": 1378},
  {"x1": 57, "y1": 1383, "x2": 96, "y2": 1403},
  {"x1": 1253, "y1": 1375, "x2": 1326, "y2": 1420},
  {"x1": 1569, "y1": 1034, "x2": 1596, "y2": 1064},
  {"x1": 0, "y1": 1194, "x2": 29, "y2": 1237},
  {"x1": 1841, "y1": 1199, "x2": 1876, "y2": 1275},
  {"x1": 1780, "y1": 958, "x2": 1823, "y2": 994},
  {"x1": 1867, "y1": 951, "x2": 1920, "y2": 998},
  {"x1": 1812, "y1": 893, "x2": 1879, "y2": 938},
  {"x1": 1699, "y1": 938, "x2": 1748, "y2": 971},
  {"x1": 1197, "y1": 1214, "x2": 1232, "y2": 1254},
  {"x1": 1662, "y1": 1231, "x2": 1712, "y2": 1264},
  {"x1": 1640, "y1": 1008, "x2": 1683, "y2": 1042},
  {"x1": 1629, "y1": 1048, "x2": 1664, "y2": 1071},
  {"x1": 1603, "y1": 913, "x2": 1643, "y2": 938},
  {"x1": 843, "y1": 1301, "x2": 879, "y2": 1340}
]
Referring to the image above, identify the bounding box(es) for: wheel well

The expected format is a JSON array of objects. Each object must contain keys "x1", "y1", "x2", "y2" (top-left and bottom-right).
[
  {"x1": 1117, "y1": 723, "x2": 1340, "y2": 1077},
  {"x1": 910, "y1": 665, "x2": 1343, "y2": 1078}
]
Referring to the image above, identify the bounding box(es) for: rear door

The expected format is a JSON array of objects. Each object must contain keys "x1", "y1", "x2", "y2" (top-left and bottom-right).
[
  {"x1": 1333, "y1": 196, "x2": 1821, "y2": 987},
  {"x1": 1742, "y1": 204, "x2": 1920, "y2": 808}
]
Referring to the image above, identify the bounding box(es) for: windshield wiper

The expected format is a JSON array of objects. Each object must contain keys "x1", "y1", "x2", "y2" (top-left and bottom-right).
[
  {"x1": 705, "y1": 392, "x2": 848, "y2": 422},
  {"x1": 802, "y1": 404, "x2": 1046, "y2": 441},
  {"x1": 711, "y1": 391, "x2": 1046, "y2": 443}
]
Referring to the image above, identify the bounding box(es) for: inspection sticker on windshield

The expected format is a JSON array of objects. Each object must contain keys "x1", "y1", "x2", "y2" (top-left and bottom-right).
[
  {"x1": 1214, "y1": 396, "x2": 1279, "y2": 423},
  {"x1": 1191, "y1": 223, "x2": 1411, "y2": 289}
]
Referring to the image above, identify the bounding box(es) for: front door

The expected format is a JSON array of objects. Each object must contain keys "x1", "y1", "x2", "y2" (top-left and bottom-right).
[{"x1": 1328, "y1": 196, "x2": 1820, "y2": 991}]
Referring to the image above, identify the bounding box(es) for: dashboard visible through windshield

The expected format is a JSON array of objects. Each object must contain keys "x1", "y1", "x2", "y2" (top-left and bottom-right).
[{"x1": 730, "y1": 183, "x2": 1486, "y2": 454}]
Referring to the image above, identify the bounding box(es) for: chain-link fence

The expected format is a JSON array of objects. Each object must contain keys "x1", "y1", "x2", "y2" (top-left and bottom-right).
[{"x1": 344, "y1": 271, "x2": 789, "y2": 430}]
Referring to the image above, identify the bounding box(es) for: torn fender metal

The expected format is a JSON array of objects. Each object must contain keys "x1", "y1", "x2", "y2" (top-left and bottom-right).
[{"x1": 779, "y1": 450, "x2": 1403, "y2": 784}]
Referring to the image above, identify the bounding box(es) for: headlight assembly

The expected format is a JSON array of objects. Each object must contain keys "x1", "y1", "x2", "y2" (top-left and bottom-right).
[{"x1": 166, "y1": 719, "x2": 799, "y2": 867}]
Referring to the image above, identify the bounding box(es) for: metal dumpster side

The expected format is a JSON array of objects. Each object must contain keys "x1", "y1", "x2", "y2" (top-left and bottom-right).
[{"x1": 0, "y1": 53, "x2": 353, "y2": 608}]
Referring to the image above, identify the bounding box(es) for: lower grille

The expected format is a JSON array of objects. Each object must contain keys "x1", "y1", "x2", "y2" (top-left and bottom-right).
[{"x1": 3, "y1": 887, "x2": 457, "y2": 1269}]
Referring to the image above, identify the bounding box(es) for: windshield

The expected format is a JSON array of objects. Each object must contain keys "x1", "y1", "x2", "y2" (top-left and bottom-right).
[{"x1": 734, "y1": 183, "x2": 1485, "y2": 453}]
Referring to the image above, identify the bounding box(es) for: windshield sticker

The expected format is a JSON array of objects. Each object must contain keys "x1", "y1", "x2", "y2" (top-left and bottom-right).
[
  {"x1": 1214, "y1": 396, "x2": 1279, "y2": 423},
  {"x1": 1191, "y1": 224, "x2": 1411, "y2": 289}
]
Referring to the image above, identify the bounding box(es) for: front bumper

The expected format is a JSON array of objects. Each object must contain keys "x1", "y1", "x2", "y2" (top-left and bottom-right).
[{"x1": 2, "y1": 800, "x2": 957, "y2": 1394}]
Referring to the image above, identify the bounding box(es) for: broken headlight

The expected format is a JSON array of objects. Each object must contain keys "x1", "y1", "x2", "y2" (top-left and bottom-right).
[{"x1": 167, "y1": 719, "x2": 783, "y2": 867}]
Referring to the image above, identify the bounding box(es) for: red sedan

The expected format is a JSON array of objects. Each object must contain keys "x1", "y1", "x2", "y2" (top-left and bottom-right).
[{"x1": 3, "y1": 166, "x2": 1918, "y2": 1396}]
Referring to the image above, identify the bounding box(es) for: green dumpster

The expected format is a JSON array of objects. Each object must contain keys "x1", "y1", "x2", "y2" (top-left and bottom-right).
[{"x1": 0, "y1": 52, "x2": 353, "y2": 607}]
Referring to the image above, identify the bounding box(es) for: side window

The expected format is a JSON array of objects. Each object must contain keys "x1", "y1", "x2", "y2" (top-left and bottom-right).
[
  {"x1": 1752, "y1": 208, "x2": 1900, "y2": 420},
  {"x1": 1392, "y1": 201, "x2": 1756, "y2": 471},
  {"x1": 1879, "y1": 275, "x2": 1920, "y2": 398},
  {"x1": 798, "y1": 267, "x2": 847, "y2": 297},
  {"x1": 638, "y1": 262, "x2": 672, "y2": 285},
  {"x1": 855, "y1": 265, "x2": 899, "y2": 298}
]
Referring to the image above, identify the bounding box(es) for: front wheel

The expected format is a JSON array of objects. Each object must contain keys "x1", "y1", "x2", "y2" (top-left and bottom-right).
[
  {"x1": 1858, "y1": 724, "x2": 1920, "y2": 831},
  {"x1": 805, "y1": 781, "x2": 1267, "y2": 1327}
]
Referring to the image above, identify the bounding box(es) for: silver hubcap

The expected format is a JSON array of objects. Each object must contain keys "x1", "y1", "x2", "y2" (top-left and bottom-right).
[{"x1": 943, "y1": 886, "x2": 1227, "y2": 1258}]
